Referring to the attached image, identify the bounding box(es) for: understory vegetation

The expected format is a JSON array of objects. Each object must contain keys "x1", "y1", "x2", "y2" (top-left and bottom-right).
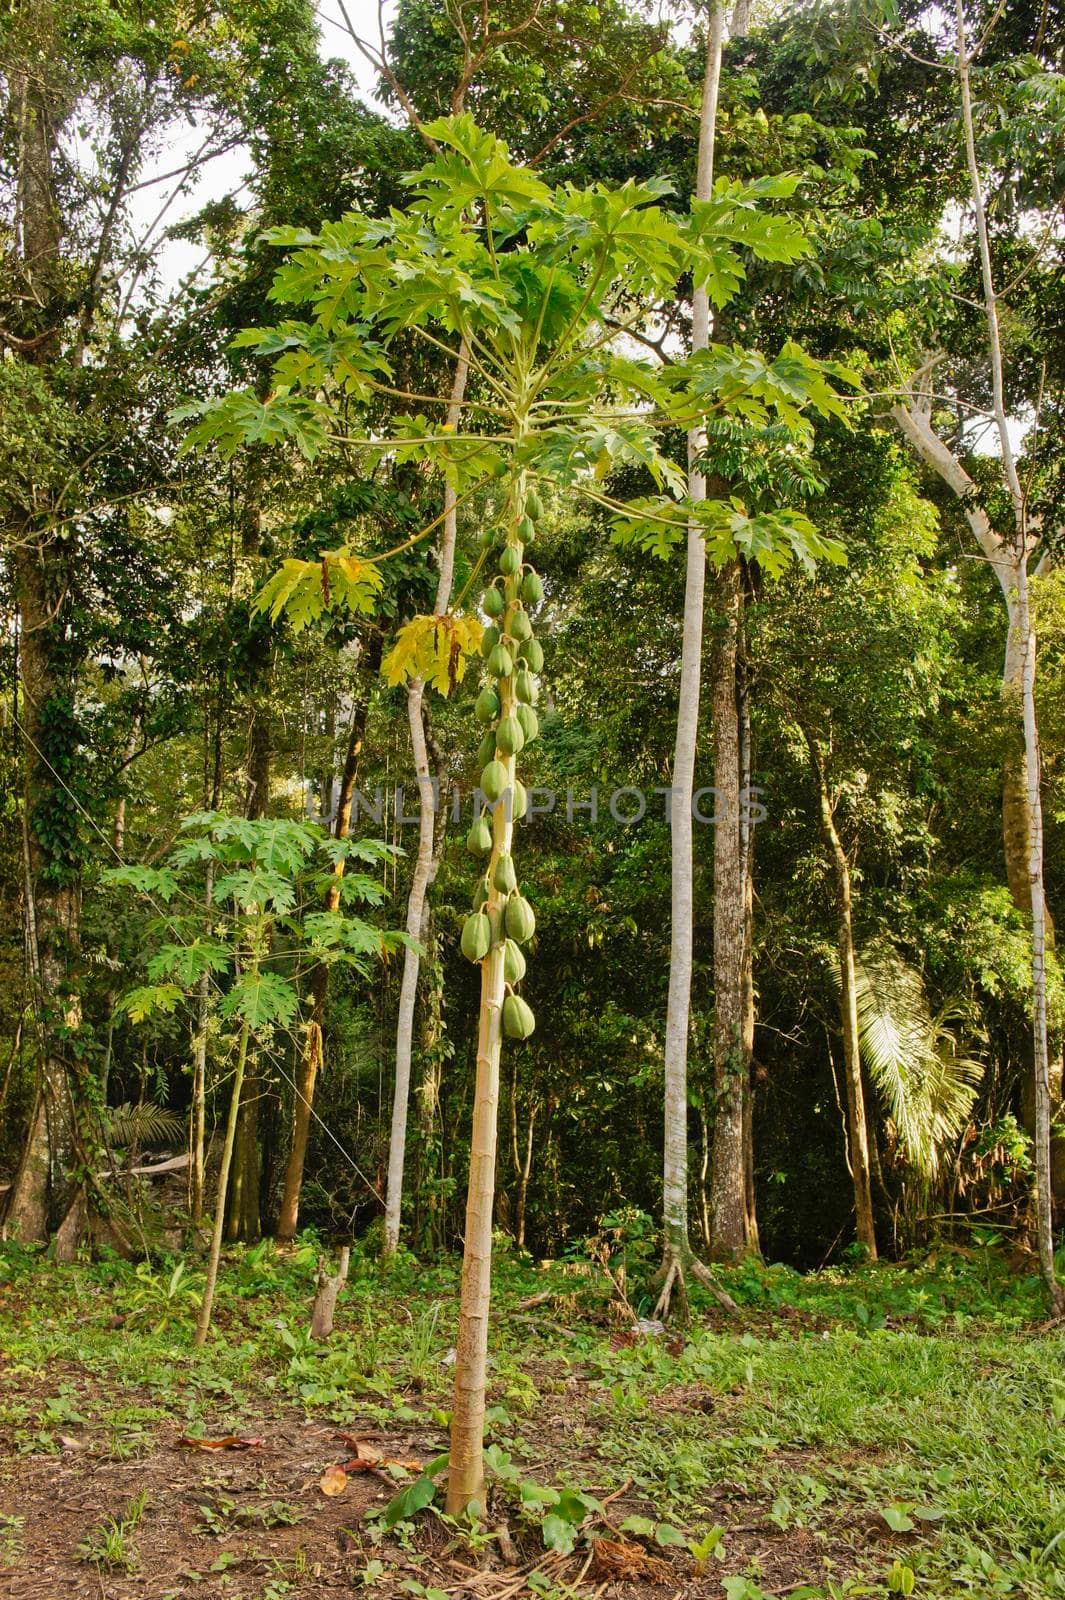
[{"x1": 2, "y1": 1238, "x2": 1063, "y2": 1599}]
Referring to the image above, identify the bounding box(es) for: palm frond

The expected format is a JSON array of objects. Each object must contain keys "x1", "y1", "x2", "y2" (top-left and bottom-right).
[
  {"x1": 104, "y1": 1101, "x2": 185, "y2": 1150},
  {"x1": 849, "y1": 943, "x2": 983, "y2": 1178}
]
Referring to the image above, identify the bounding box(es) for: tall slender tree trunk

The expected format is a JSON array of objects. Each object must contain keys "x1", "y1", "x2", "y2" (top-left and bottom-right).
[
  {"x1": 890, "y1": 2, "x2": 1063, "y2": 1300},
  {"x1": 384, "y1": 347, "x2": 469, "y2": 1256},
  {"x1": 277, "y1": 632, "x2": 381, "y2": 1240},
  {"x1": 509, "y1": 1064, "x2": 537, "y2": 1253},
  {"x1": 804, "y1": 728, "x2": 877, "y2": 1258},
  {"x1": 226, "y1": 708, "x2": 270, "y2": 1242},
  {"x1": 709, "y1": 560, "x2": 748, "y2": 1259},
  {"x1": 1013, "y1": 559, "x2": 1062, "y2": 1307},
  {"x1": 738, "y1": 618, "x2": 760, "y2": 1250},
  {"x1": 196, "y1": 1014, "x2": 251, "y2": 1347},
  {"x1": 657, "y1": 0, "x2": 728, "y2": 1310},
  {"x1": 446, "y1": 453, "x2": 526, "y2": 1515},
  {"x1": 3, "y1": 44, "x2": 84, "y2": 1254}
]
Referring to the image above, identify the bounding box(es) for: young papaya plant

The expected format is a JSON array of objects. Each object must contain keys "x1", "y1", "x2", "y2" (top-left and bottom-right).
[
  {"x1": 180, "y1": 115, "x2": 853, "y2": 1510},
  {"x1": 104, "y1": 813, "x2": 403, "y2": 1344}
]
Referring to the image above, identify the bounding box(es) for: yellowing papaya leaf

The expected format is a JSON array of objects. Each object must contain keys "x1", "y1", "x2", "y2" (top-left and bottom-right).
[
  {"x1": 382, "y1": 613, "x2": 484, "y2": 696},
  {"x1": 253, "y1": 550, "x2": 383, "y2": 632}
]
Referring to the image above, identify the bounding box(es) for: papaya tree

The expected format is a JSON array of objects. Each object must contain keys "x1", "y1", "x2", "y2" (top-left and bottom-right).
[
  {"x1": 183, "y1": 115, "x2": 852, "y2": 1511},
  {"x1": 104, "y1": 813, "x2": 402, "y2": 1340}
]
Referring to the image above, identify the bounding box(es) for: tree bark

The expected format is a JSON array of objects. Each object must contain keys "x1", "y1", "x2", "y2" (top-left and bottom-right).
[
  {"x1": 277, "y1": 632, "x2": 381, "y2": 1239},
  {"x1": 804, "y1": 728, "x2": 878, "y2": 1258},
  {"x1": 891, "y1": 0, "x2": 1063, "y2": 1306},
  {"x1": 2, "y1": 27, "x2": 85, "y2": 1255},
  {"x1": 195, "y1": 1015, "x2": 251, "y2": 1346},
  {"x1": 446, "y1": 450, "x2": 519, "y2": 1510},
  {"x1": 309, "y1": 1246, "x2": 350, "y2": 1339},
  {"x1": 738, "y1": 621, "x2": 760, "y2": 1251},
  {"x1": 709, "y1": 561, "x2": 749, "y2": 1260},
  {"x1": 226, "y1": 706, "x2": 270, "y2": 1243},
  {"x1": 384, "y1": 347, "x2": 469, "y2": 1256},
  {"x1": 659, "y1": 0, "x2": 723, "y2": 1293}
]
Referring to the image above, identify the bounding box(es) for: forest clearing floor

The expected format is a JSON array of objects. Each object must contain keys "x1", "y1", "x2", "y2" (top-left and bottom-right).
[{"x1": 0, "y1": 1237, "x2": 1062, "y2": 1600}]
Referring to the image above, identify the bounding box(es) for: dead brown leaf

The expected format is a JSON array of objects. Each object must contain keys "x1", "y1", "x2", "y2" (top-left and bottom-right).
[
  {"x1": 175, "y1": 1434, "x2": 265, "y2": 1451},
  {"x1": 589, "y1": 1537, "x2": 673, "y2": 1583}
]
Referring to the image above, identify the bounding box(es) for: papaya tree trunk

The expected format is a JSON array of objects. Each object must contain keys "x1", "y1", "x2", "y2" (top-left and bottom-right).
[
  {"x1": 384, "y1": 346, "x2": 469, "y2": 1257},
  {"x1": 446, "y1": 455, "x2": 527, "y2": 1516}
]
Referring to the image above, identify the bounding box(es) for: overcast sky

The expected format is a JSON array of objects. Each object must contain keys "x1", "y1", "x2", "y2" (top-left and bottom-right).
[{"x1": 128, "y1": 0, "x2": 398, "y2": 295}]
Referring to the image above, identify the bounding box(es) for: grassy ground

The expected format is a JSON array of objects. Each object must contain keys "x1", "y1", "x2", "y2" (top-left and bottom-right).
[{"x1": 0, "y1": 1234, "x2": 1062, "y2": 1599}]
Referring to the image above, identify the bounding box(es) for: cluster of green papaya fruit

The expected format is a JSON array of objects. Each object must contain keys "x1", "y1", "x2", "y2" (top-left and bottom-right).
[{"x1": 459, "y1": 484, "x2": 546, "y2": 1042}]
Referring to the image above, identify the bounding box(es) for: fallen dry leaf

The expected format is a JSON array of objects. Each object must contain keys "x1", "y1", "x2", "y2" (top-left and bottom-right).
[
  {"x1": 333, "y1": 1433, "x2": 421, "y2": 1474},
  {"x1": 319, "y1": 1464, "x2": 349, "y2": 1496},
  {"x1": 176, "y1": 1434, "x2": 265, "y2": 1451},
  {"x1": 58, "y1": 1435, "x2": 84, "y2": 1452},
  {"x1": 590, "y1": 1537, "x2": 673, "y2": 1583},
  {"x1": 334, "y1": 1434, "x2": 383, "y2": 1464}
]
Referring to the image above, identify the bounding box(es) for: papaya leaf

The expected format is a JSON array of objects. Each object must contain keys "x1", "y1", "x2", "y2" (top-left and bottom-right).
[
  {"x1": 219, "y1": 971, "x2": 299, "y2": 1031},
  {"x1": 382, "y1": 613, "x2": 484, "y2": 696},
  {"x1": 115, "y1": 984, "x2": 184, "y2": 1024},
  {"x1": 146, "y1": 942, "x2": 230, "y2": 986}
]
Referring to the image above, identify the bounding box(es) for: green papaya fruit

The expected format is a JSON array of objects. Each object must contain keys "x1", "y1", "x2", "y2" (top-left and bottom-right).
[
  {"x1": 515, "y1": 668, "x2": 538, "y2": 705},
  {"x1": 526, "y1": 487, "x2": 544, "y2": 522},
  {"x1": 518, "y1": 638, "x2": 544, "y2": 672},
  {"x1": 493, "y1": 853, "x2": 517, "y2": 894},
  {"x1": 476, "y1": 730, "x2": 497, "y2": 766},
  {"x1": 483, "y1": 585, "x2": 505, "y2": 618},
  {"x1": 472, "y1": 873, "x2": 490, "y2": 910},
  {"x1": 466, "y1": 817, "x2": 493, "y2": 855},
  {"x1": 503, "y1": 994, "x2": 536, "y2": 1039},
  {"x1": 503, "y1": 939, "x2": 527, "y2": 984},
  {"x1": 511, "y1": 780, "x2": 527, "y2": 820},
  {"x1": 461, "y1": 912, "x2": 492, "y2": 962},
  {"x1": 499, "y1": 544, "x2": 522, "y2": 577},
  {"x1": 481, "y1": 760, "x2": 508, "y2": 802},
  {"x1": 480, "y1": 624, "x2": 500, "y2": 659},
  {"x1": 520, "y1": 571, "x2": 543, "y2": 604},
  {"x1": 480, "y1": 527, "x2": 497, "y2": 549},
  {"x1": 475, "y1": 686, "x2": 501, "y2": 723},
  {"x1": 517, "y1": 515, "x2": 535, "y2": 541},
  {"x1": 505, "y1": 894, "x2": 536, "y2": 943},
  {"x1": 496, "y1": 714, "x2": 525, "y2": 756},
  {"x1": 516, "y1": 704, "x2": 539, "y2": 744},
  {"x1": 488, "y1": 643, "x2": 514, "y2": 679},
  {"x1": 488, "y1": 903, "x2": 504, "y2": 945},
  {"x1": 510, "y1": 609, "x2": 533, "y2": 641}
]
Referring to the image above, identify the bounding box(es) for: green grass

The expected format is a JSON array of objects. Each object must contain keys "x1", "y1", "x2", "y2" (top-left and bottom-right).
[{"x1": 0, "y1": 1235, "x2": 1061, "y2": 1597}]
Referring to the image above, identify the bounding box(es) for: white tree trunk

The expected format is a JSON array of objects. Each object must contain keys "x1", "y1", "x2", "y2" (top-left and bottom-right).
[
  {"x1": 383, "y1": 347, "x2": 469, "y2": 1256},
  {"x1": 660, "y1": 1, "x2": 722, "y2": 1271},
  {"x1": 890, "y1": 0, "x2": 1062, "y2": 1308}
]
